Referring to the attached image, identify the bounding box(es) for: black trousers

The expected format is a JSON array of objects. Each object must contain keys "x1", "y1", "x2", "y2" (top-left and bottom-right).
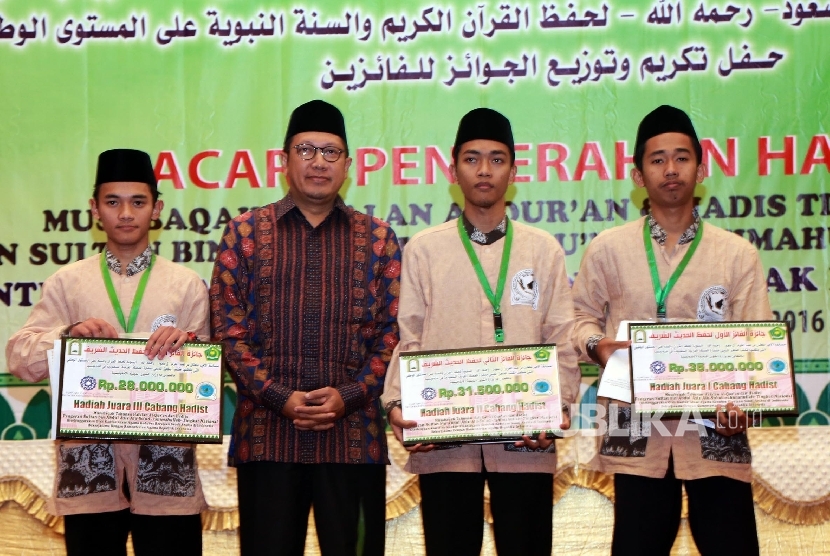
[
  {"x1": 236, "y1": 461, "x2": 386, "y2": 556},
  {"x1": 612, "y1": 457, "x2": 759, "y2": 556},
  {"x1": 419, "y1": 470, "x2": 553, "y2": 556},
  {"x1": 64, "y1": 509, "x2": 202, "y2": 556}
]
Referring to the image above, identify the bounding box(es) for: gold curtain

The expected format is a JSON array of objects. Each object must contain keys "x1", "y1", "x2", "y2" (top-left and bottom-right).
[{"x1": 2, "y1": 427, "x2": 829, "y2": 555}]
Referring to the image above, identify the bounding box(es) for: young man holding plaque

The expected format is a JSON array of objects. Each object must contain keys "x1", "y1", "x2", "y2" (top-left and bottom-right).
[
  {"x1": 210, "y1": 100, "x2": 401, "y2": 556},
  {"x1": 6, "y1": 148, "x2": 209, "y2": 556},
  {"x1": 571, "y1": 105, "x2": 771, "y2": 555},
  {"x1": 382, "y1": 108, "x2": 580, "y2": 556}
]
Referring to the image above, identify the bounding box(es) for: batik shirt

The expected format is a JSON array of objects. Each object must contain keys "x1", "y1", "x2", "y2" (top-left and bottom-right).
[{"x1": 210, "y1": 195, "x2": 401, "y2": 466}]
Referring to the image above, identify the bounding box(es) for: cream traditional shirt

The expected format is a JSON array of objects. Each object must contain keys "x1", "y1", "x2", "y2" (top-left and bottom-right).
[
  {"x1": 6, "y1": 251, "x2": 210, "y2": 515},
  {"x1": 382, "y1": 219, "x2": 580, "y2": 474},
  {"x1": 572, "y1": 217, "x2": 772, "y2": 482}
]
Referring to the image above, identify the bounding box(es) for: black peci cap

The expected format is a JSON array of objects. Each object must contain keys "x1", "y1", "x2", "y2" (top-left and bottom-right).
[
  {"x1": 453, "y1": 107, "x2": 515, "y2": 163},
  {"x1": 634, "y1": 105, "x2": 702, "y2": 169},
  {"x1": 283, "y1": 99, "x2": 348, "y2": 152},
  {"x1": 94, "y1": 148, "x2": 159, "y2": 200}
]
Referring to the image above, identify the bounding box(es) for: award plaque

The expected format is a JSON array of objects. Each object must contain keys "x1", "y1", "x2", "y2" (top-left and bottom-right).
[
  {"x1": 57, "y1": 337, "x2": 223, "y2": 443},
  {"x1": 399, "y1": 344, "x2": 564, "y2": 445},
  {"x1": 628, "y1": 321, "x2": 797, "y2": 417}
]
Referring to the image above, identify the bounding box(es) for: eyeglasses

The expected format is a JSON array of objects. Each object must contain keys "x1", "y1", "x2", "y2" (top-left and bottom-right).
[{"x1": 293, "y1": 143, "x2": 345, "y2": 162}]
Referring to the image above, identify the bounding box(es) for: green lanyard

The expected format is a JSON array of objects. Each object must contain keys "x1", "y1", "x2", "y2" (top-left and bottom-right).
[
  {"x1": 643, "y1": 219, "x2": 703, "y2": 322},
  {"x1": 100, "y1": 252, "x2": 154, "y2": 333},
  {"x1": 457, "y1": 217, "x2": 513, "y2": 343}
]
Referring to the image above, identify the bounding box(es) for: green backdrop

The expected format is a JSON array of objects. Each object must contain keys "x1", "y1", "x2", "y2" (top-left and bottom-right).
[{"x1": 1, "y1": 0, "x2": 828, "y2": 439}]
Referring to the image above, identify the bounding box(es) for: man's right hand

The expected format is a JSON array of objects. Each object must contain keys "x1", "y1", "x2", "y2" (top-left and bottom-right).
[
  {"x1": 282, "y1": 391, "x2": 339, "y2": 432},
  {"x1": 282, "y1": 391, "x2": 310, "y2": 420},
  {"x1": 68, "y1": 318, "x2": 118, "y2": 339},
  {"x1": 594, "y1": 338, "x2": 632, "y2": 367},
  {"x1": 388, "y1": 406, "x2": 435, "y2": 453}
]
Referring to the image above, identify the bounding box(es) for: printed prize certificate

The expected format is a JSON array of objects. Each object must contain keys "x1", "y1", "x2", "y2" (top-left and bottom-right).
[
  {"x1": 628, "y1": 322, "x2": 797, "y2": 417},
  {"x1": 57, "y1": 337, "x2": 224, "y2": 443},
  {"x1": 399, "y1": 344, "x2": 563, "y2": 445}
]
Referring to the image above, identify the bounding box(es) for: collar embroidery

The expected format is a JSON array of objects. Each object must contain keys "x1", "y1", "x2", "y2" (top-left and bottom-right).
[
  {"x1": 105, "y1": 246, "x2": 152, "y2": 277},
  {"x1": 647, "y1": 208, "x2": 701, "y2": 246},
  {"x1": 462, "y1": 214, "x2": 507, "y2": 245}
]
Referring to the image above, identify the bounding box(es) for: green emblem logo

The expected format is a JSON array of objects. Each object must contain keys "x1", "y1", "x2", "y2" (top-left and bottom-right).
[
  {"x1": 769, "y1": 326, "x2": 786, "y2": 340},
  {"x1": 67, "y1": 340, "x2": 82, "y2": 356},
  {"x1": 204, "y1": 345, "x2": 221, "y2": 361},
  {"x1": 534, "y1": 349, "x2": 550, "y2": 362}
]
